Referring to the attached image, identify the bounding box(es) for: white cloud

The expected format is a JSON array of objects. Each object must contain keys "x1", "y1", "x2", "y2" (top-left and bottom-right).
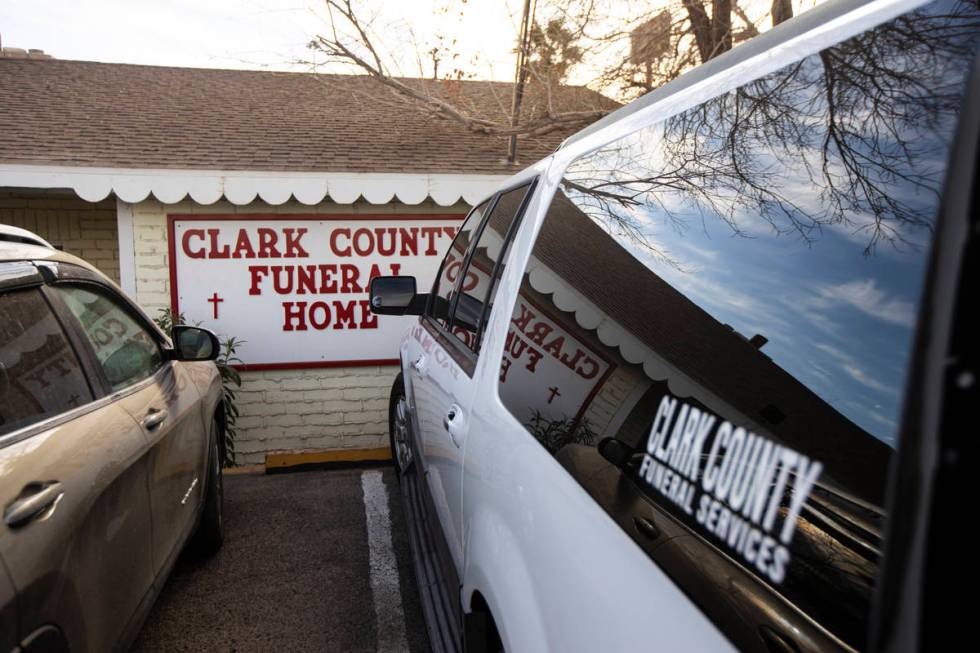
[
  {"x1": 814, "y1": 278, "x2": 916, "y2": 327},
  {"x1": 813, "y1": 341, "x2": 845, "y2": 360},
  {"x1": 843, "y1": 364, "x2": 897, "y2": 395},
  {"x1": 813, "y1": 341, "x2": 899, "y2": 397}
]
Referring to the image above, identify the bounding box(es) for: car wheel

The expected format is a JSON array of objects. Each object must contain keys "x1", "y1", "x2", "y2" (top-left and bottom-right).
[
  {"x1": 388, "y1": 375, "x2": 413, "y2": 476},
  {"x1": 190, "y1": 418, "x2": 224, "y2": 557}
]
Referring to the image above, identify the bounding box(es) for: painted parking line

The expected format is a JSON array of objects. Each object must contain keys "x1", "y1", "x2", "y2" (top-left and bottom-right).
[{"x1": 362, "y1": 470, "x2": 410, "y2": 653}]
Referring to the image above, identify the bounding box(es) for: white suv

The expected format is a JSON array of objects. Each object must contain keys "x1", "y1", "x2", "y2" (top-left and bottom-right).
[{"x1": 370, "y1": 0, "x2": 979, "y2": 650}]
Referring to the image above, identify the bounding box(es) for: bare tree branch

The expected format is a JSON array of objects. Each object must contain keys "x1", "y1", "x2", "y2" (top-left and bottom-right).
[{"x1": 310, "y1": 0, "x2": 612, "y2": 140}]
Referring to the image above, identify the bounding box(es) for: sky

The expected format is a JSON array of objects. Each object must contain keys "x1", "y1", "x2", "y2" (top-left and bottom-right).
[
  {"x1": 0, "y1": 0, "x2": 527, "y2": 79},
  {"x1": 560, "y1": 19, "x2": 971, "y2": 447},
  {"x1": 1, "y1": 1, "x2": 830, "y2": 95}
]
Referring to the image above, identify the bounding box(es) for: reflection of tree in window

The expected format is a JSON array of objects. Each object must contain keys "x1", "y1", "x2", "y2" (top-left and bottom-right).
[{"x1": 564, "y1": 0, "x2": 980, "y2": 260}]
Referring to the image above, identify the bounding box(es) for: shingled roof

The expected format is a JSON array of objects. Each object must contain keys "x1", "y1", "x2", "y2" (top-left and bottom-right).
[{"x1": 0, "y1": 58, "x2": 614, "y2": 174}]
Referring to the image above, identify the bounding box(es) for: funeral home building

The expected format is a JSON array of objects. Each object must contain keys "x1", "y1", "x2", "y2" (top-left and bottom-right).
[{"x1": 0, "y1": 52, "x2": 607, "y2": 464}]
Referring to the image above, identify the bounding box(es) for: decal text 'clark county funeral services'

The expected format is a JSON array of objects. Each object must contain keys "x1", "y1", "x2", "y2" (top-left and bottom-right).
[{"x1": 638, "y1": 395, "x2": 823, "y2": 584}]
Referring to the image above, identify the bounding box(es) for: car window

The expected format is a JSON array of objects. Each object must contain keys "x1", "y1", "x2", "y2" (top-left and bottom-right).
[
  {"x1": 448, "y1": 183, "x2": 533, "y2": 351},
  {"x1": 428, "y1": 200, "x2": 490, "y2": 327},
  {"x1": 497, "y1": 0, "x2": 978, "y2": 650},
  {"x1": 0, "y1": 287, "x2": 94, "y2": 436},
  {"x1": 55, "y1": 285, "x2": 163, "y2": 391}
]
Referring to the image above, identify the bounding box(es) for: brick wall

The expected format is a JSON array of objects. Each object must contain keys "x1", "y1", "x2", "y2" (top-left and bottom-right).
[
  {"x1": 232, "y1": 367, "x2": 394, "y2": 462},
  {"x1": 130, "y1": 197, "x2": 468, "y2": 464},
  {"x1": 0, "y1": 191, "x2": 120, "y2": 282}
]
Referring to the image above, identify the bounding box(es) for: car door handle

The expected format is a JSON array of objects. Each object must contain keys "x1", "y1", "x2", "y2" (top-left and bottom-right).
[
  {"x1": 142, "y1": 409, "x2": 168, "y2": 430},
  {"x1": 412, "y1": 355, "x2": 427, "y2": 378},
  {"x1": 443, "y1": 404, "x2": 464, "y2": 447},
  {"x1": 4, "y1": 482, "x2": 64, "y2": 528}
]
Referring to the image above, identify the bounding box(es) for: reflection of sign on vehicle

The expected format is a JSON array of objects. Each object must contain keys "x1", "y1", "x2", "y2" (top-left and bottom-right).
[
  {"x1": 638, "y1": 393, "x2": 823, "y2": 584},
  {"x1": 86, "y1": 313, "x2": 132, "y2": 364},
  {"x1": 443, "y1": 247, "x2": 613, "y2": 424},
  {"x1": 9, "y1": 335, "x2": 85, "y2": 412},
  {"x1": 445, "y1": 250, "x2": 613, "y2": 425},
  {"x1": 500, "y1": 295, "x2": 612, "y2": 425},
  {"x1": 169, "y1": 215, "x2": 462, "y2": 369}
]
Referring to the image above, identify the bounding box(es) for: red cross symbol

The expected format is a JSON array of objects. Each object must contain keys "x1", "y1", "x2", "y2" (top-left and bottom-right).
[
  {"x1": 207, "y1": 292, "x2": 224, "y2": 319},
  {"x1": 547, "y1": 386, "x2": 561, "y2": 404}
]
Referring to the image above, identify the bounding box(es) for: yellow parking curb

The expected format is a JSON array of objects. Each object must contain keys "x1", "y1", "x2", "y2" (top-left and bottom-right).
[
  {"x1": 222, "y1": 464, "x2": 266, "y2": 475},
  {"x1": 265, "y1": 447, "x2": 392, "y2": 471}
]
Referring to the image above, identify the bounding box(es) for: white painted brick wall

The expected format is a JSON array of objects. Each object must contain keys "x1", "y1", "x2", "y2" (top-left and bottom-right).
[
  {"x1": 129, "y1": 197, "x2": 467, "y2": 464},
  {"x1": 232, "y1": 366, "x2": 399, "y2": 464}
]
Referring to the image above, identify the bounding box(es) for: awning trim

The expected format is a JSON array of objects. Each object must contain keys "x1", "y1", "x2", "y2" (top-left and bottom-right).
[{"x1": 0, "y1": 164, "x2": 507, "y2": 207}]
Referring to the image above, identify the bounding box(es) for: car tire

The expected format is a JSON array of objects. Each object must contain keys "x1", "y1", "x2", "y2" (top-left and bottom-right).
[
  {"x1": 190, "y1": 419, "x2": 224, "y2": 557},
  {"x1": 388, "y1": 374, "x2": 413, "y2": 476}
]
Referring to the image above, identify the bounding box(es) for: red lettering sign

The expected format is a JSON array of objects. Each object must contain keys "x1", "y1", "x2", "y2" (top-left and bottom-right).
[{"x1": 170, "y1": 215, "x2": 462, "y2": 369}]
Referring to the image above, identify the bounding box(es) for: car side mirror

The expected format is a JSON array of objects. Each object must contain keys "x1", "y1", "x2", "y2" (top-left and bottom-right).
[
  {"x1": 172, "y1": 325, "x2": 220, "y2": 361},
  {"x1": 369, "y1": 276, "x2": 425, "y2": 315}
]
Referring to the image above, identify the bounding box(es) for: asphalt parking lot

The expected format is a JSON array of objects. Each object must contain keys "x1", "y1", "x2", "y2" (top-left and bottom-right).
[{"x1": 131, "y1": 467, "x2": 431, "y2": 653}]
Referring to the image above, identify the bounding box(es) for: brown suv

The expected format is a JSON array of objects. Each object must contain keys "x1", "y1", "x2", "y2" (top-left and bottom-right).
[{"x1": 0, "y1": 228, "x2": 225, "y2": 653}]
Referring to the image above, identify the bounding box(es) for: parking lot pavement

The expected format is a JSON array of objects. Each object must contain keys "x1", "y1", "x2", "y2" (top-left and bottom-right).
[{"x1": 131, "y1": 467, "x2": 431, "y2": 653}]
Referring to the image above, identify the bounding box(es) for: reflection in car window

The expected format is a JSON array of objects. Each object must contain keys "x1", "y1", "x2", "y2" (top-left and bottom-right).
[
  {"x1": 57, "y1": 286, "x2": 163, "y2": 391},
  {"x1": 498, "y1": 1, "x2": 978, "y2": 650},
  {"x1": 429, "y1": 200, "x2": 489, "y2": 327},
  {"x1": 0, "y1": 288, "x2": 93, "y2": 436},
  {"x1": 449, "y1": 184, "x2": 532, "y2": 351}
]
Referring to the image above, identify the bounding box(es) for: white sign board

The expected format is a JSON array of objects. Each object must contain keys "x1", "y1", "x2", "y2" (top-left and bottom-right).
[{"x1": 168, "y1": 215, "x2": 462, "y2": 369}]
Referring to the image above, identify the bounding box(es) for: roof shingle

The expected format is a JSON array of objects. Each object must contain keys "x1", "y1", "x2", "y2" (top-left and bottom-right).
[{"x1": 0, "y1": 59, "x2": 613, "y2": 174}]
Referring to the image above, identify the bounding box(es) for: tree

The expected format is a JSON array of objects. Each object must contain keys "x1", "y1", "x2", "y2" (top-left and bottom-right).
[
  {"x1": 527, "y1": 18, "x2": 585, "y2": 91},
  {"x1": 306, "y1": 0, "x2": 814, "y2": 159}
]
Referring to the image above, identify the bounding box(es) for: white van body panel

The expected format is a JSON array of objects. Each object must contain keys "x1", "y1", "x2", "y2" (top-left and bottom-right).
[
  {"x1": 456, "y1": 155, "x2": 739, "y2": 651},
  {"x1": 397, "y1": 0, "x2": 939, "y2": 649}
]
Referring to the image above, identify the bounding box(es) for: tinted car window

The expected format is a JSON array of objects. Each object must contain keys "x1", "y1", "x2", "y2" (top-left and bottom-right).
[
  {"x1": 429, "y1": 200, "x2": 490, "y2": 327},
  {"x1": 498, "y1": 1, "x2": 978, "y2": 650},
  {"x1": 0, "y1": 287, "x2": 93, "y2": 436},
  {"x1": 56, "y1": 286, "x2": 163, "y2": 391},
  {"x1": 449, "y1": 183, "x2": 533, "y2": 351}
]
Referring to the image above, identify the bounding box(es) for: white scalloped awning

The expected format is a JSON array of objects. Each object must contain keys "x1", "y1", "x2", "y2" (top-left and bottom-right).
[
  {"x1": 524, "y1": 253, "x2": 718, "y2": 406},
  {"x1": 0, "y1": 164, "x2": 508, "y2": 207}
]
